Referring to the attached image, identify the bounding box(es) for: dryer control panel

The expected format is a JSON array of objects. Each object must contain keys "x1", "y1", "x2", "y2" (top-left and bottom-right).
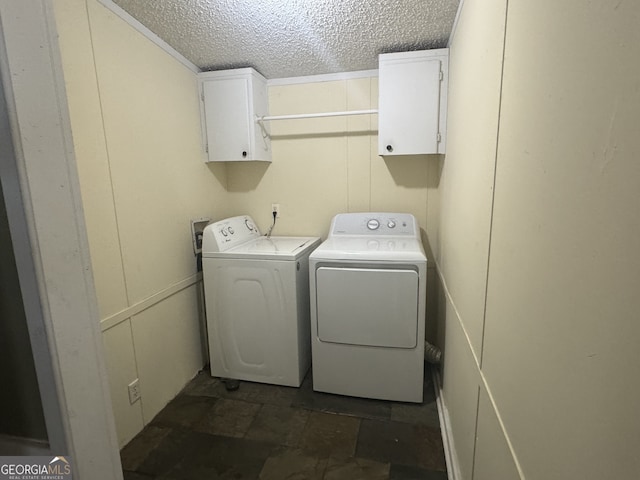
[
  {"x1": 329, "y1": 213, "x2": 418, "y2": 237},
  {"x1": 202, "y1": 215, "x2": 261, "y2": 253}
]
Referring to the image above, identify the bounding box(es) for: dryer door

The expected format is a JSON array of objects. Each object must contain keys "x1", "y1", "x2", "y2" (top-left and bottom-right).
[{"x1": 315, "y1": 267, "x2": 418, "y2": 348}]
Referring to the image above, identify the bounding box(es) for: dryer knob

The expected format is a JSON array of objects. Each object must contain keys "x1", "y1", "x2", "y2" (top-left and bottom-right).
[
  {"x1": 387, "y1": 220, "x2": 396, "y2": 229},
  {"x1": 367, "y1": 219, "x2": 380, "y2": 230}
]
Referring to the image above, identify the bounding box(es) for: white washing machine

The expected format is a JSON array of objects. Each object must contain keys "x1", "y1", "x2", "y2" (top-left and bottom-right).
[
  {"x1": 202, "y1": 215, "x2": 320, "y2": 387},
  {"x1": 309, "y1": 212, "x2": 427, "y2": 403}
]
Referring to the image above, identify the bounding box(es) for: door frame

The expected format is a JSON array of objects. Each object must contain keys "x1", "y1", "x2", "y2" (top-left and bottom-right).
[{"x1": 0, "y1": 1, "x2": 122, "y2": 478}]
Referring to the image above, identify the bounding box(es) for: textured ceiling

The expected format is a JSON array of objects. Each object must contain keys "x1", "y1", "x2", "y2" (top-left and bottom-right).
[{"x1": 111, "y1": 0, "x2": 460, "y2": 79}]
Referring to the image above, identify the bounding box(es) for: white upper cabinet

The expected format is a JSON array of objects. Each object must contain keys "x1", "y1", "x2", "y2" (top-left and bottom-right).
[
  {"x1": 378, "y1": 49, "x2": 449, "y2": 156},
  {"x1": 199, "y1": 68, "x2": 271, "y2": 162}
]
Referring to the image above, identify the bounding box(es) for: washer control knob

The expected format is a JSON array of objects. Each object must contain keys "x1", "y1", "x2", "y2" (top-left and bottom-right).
[
  {"x1": 220, "y1": 228, "x2": 228, "y2": 237},
  {"x1": 244, "y1": 219, "x2": 254, "y2": 231},
  {"x1": 228, "y1": 227, "x2": 234, "y2": 235},
  {"x1": 387, "y1": 220, "x2": 396, "y2": 229},
  {"x1": 367, "y1": 219, "x2": 380, "y2": 230}
]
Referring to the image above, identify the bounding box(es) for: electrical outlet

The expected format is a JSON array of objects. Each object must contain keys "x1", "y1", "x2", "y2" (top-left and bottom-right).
[
  {"x1": 128, "y1": 379, "x2": 141, "y2": 404},
  {"x1": 271, "y1": 203, "x2": 280, "y2": 218}
]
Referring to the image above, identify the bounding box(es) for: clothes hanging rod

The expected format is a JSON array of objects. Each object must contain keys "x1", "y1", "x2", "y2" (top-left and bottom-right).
[{"x1": 257, "y1": 109, "x2": 378, "y2": 123}]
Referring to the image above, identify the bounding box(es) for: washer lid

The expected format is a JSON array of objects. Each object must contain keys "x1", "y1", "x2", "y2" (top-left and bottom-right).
[
  {"x1": 309, "y1": 236, "x2": 426, "y2": 262},
  {"x1": 203, "y1": 236, "x2": 321, "y2": 260}
]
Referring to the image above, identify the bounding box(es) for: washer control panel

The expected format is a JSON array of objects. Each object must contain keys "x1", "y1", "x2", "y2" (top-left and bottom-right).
[
  {"x1": 202, "y1": 215, "x2": 261, "y2": 253},
  {"x1": 330, "y1": 213, "x2": 417, "y2": 236}
]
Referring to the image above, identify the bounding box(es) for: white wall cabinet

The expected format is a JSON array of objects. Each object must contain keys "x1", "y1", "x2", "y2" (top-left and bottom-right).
[
  {"x1": 199, "y1": 68, "x2": 271, "y2": 162},
  {"x1": 378, "y1": 49, "x2": 449, "y2": 156}
]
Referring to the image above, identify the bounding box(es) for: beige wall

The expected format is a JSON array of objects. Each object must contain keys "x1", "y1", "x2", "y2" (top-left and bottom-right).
[
  {"x1": 440, "y1": 0, "x2": 640, "y2": 478},
  {"x1": 438, "y1": 0, "x2": 507, "y2": 475},
  {"x1": 484, "y1": 0, "x2": 640, "y2": 477},
  {"x1": 53, "y1": 0, "x2": 230, "y2": 447},
  {"x1": 227, "y1": 77, "x2": 441, "y2": 242}
]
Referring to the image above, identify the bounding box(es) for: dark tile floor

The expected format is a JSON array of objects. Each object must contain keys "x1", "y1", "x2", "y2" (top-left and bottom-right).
[{"x1": 120, "y1": 365, "x2": 447, "y2": 480}]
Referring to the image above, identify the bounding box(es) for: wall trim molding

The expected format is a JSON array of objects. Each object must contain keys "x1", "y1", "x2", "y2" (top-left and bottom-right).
[
  {"x1": 94, "y1": 2, "x2": 381, "y2": 86},
  {"x1": 100, "y1": 273, "x2": 201, "y2": 332},
  {"x1": 447, "y1": 0, "x2": 465, "y2": 48},
  {"x1": 435, "y1": 262, "x2": 483, "y2": 368},
  {"x1": 433, "y1": 258, "x2": 526, "y2": 479},
  {"x1": 267, "y1": 69, "x2": 378, "y2": 87},
  {"x1": 96, "y1": 0, "x2": 200, "y2": 74},
  {"x1": 433, "y1": 367, "x2": 461, "y2": 480}
]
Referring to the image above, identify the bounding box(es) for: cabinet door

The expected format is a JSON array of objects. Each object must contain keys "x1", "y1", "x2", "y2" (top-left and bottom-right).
[
  {"x1": 378, "y1": 56, "x2": 442, "y2": 155},
  {"x1": 202, "y1": 78, "x2": 251, "y2": 161}
]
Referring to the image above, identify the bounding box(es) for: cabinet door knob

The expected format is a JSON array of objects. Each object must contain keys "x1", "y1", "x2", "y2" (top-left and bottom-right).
[
  {"x1": 386, "y1": 145, "x2": 393, "y2": 152},
  {"x1": 242, "y1": 151, "x2": 247, "y2": 157}
]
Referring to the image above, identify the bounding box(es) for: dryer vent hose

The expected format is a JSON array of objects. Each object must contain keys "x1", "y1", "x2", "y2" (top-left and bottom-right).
[{"x1": 424, "y1": 341, "x2": 442, "y2": 365}]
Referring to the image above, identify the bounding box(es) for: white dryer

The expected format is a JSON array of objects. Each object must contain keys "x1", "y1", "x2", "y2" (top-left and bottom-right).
[
  {"x1": 309, "y1": 212, "x2": 427, "y2": 403},
  {"x1": 202, "y1": 215, "x2": 320, "y2": 387}
]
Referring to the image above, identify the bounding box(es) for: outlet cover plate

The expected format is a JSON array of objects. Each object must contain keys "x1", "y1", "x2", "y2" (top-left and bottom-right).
[{"x1": 128, "y1": 378, "x2": 141, "y2": 404}]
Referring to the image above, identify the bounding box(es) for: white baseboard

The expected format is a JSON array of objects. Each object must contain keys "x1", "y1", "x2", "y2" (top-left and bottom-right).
[{"x1": 432, "y1": 366, "x2": 463, "y2": 480}]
